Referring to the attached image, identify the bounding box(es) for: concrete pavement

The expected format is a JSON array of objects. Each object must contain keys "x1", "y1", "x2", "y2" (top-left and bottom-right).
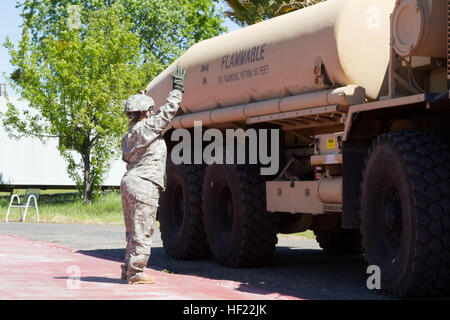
[{"x1": 0, "y1": 233, "x2": 299, "y2": 300}]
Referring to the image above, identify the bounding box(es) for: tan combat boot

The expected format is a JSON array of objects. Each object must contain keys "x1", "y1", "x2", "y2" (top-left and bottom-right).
[{"x1": 127, "y1": 272, "x2": 156, "y2": 285}]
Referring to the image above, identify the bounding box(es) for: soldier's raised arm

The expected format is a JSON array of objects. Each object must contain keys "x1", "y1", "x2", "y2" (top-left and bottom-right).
[{"x1": 146, "y1": 67, "x2": 186, "y2": 134}]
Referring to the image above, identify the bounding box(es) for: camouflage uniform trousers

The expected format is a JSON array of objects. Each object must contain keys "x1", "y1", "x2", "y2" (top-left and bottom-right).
[{"x1": 120, "y1": 173, "x2": 162, "y2": 279}]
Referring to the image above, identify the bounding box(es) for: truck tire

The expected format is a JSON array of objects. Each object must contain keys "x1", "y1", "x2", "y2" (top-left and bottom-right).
[
  {"x1": 202, "y1": 164, "x2": 279, "y2": 267},
  {"x1": 314, "y1": 227, "x2": 364, "y2": 254},
  {"x1": 159, "y1": 161, "x2": 210, "y2": 260},
  {"x1": 360, "y1": 131, "x2": 450, "y2": 297}
]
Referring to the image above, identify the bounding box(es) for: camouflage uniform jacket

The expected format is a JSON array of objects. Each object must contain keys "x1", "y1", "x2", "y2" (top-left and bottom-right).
[{"x1": 121, "y1": 89, "x2": 182, "y2": 190}]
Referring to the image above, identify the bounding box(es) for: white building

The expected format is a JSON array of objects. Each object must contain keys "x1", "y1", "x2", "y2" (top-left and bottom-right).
[{"x1": 0, "y1": 96, "x2": 126, "y2": 191}]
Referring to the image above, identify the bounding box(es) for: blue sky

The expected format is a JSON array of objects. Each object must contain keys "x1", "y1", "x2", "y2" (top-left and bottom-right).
[{"x1": 0, "y1": 0, "x2": 241, "y2": 98}]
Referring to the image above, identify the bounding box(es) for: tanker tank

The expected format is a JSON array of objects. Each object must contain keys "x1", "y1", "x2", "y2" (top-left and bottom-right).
[{"x1": 145, "y1": 0, "x2": 396, "y2": 115}]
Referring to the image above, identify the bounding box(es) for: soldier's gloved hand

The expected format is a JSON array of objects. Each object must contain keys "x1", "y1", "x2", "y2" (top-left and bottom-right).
[{"x1": 172, "y1": 67, "x2": 186, "y2": 93}]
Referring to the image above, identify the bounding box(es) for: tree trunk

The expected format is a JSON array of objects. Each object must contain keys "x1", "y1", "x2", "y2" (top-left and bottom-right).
[
  {"x1": 82, "y1": 158, "x2": 92, "y2": 204},
  {"x1": 81, "y1": 135, "x2": 92, "y2": 204}
]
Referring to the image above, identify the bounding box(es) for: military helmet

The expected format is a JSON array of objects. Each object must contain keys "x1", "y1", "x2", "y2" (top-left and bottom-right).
[{"x1": 124, "y1": 94, "x2": 155, "y2": 113}]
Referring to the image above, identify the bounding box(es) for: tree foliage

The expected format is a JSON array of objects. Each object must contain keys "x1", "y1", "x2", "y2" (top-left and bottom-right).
[
  {"x1": 122, "y1": 0, "x2": 226, "y2": 77},
  {"x1": 223, "y1": 0, "x2": 326, "y2": 26},
  {"x1": 3, "y1": 0, "x2": 225, "y2": 203},
  {"x1": 17, "y1": 0, "x2": 226, "y2": 79},
  {"x1": 3, "y1": 3, "x2": 145, "y2": 202}
]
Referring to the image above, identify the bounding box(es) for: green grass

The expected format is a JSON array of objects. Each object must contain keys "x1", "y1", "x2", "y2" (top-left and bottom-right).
[
  {"x1": 0, "y1": 190, "x2": 125, "y2": 225},
  {"x1": 279, "y1": 230, "x2": 316, "y2": 240}
]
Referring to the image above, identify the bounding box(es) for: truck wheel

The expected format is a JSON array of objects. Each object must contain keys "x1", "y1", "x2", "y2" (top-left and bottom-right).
[
  {"x1": 360, "y1": 131, "x2": 450, "y2": 297},
  {"x1": 202, "y1": 165, "x2": 279, "y2": 267},
  {"x1": 314, "y1": 227, "x2": 363, "y2": 254},
  {"x1": 159, "y1": 161, "x2": 210, "y2": 260}
]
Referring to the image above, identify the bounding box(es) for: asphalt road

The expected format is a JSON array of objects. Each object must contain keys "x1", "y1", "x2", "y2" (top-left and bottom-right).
[{"x1": 0, "y1": 222, "x2": 388, "y2": 300}]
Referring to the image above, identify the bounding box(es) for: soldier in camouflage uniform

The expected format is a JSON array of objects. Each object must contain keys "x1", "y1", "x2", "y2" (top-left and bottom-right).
[{"x1": 120, "y1": 67, "x2": 186, "y2": 284}]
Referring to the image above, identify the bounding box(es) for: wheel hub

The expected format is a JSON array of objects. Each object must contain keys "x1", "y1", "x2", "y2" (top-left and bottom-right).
[{"x1": 382, "y1": 189, "x2": 402, "y2": 251}]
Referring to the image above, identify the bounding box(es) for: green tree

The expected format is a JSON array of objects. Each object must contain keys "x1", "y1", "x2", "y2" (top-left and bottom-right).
[
  {"x1": 4, "y1": 0, "x2": 226, "y2": 203},
  {"x1": 223, "y1": 0, "x2": 326, "y2": 26},
  {"x1": 3, "y1": 3, "x2": 146, "y2": 203},
  {"x1": 17, "y1": 0, "x2": 226, "y2": 79},
  {"x1": 122, "y1": 0, "x2": 226, "y2": 78}
]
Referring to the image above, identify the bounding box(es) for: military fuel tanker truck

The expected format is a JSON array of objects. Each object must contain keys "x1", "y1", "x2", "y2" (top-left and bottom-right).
[{"x1": 145, "y1": 0, "x2": 450, "y2": 297}]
